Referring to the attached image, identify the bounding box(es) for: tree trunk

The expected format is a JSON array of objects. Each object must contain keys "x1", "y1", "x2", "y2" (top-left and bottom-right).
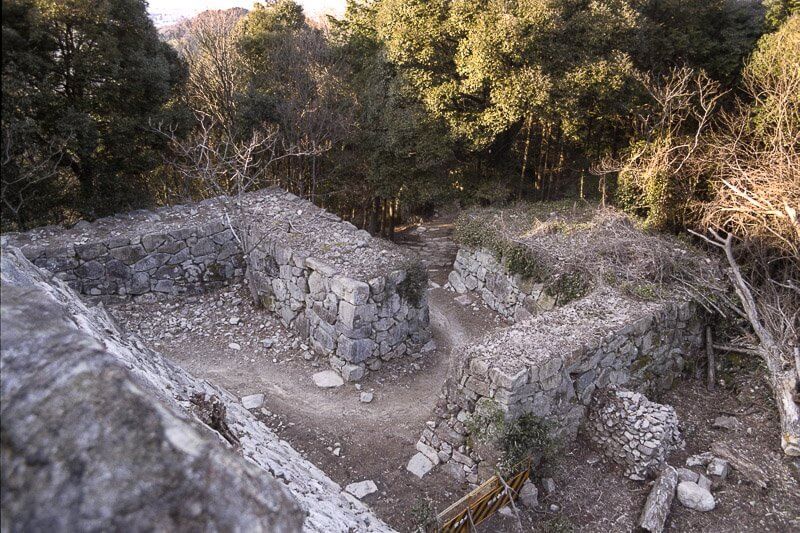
[
  {"x1": 717, "y1": 232, "x2": 800, "y2": 456},
  {"x1": 764, "y1": 354, "x2": 800, "y2": 456}
]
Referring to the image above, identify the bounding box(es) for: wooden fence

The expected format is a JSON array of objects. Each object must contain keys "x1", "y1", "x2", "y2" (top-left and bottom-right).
[{"x1": 429, "y1": 461, "x2": 532, "y2": 532}]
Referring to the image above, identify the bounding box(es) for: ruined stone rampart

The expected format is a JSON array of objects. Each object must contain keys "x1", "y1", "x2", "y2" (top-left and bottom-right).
[
  {"x1": 420, "y1": 289, "x2": 703, "y2": 484},
  {"x1": 1, "y1": 188, "x2": 431, "y2": 380},
  {"x1": 448, "y1": 247, "x2": 561, "y2": 321},
  {"x1": 1, "y1": 205, "x2": 244, "y2": 298}
]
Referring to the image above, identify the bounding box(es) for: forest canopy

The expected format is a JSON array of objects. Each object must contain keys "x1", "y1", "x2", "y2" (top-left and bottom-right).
[{"x1": 2, "y1": 0, "x2": 778, "y2": 234}]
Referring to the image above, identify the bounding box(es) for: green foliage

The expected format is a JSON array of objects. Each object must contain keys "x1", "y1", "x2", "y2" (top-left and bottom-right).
[
  {"x1": 466, "y1": 399, "x2": 557, "y2": 477},
  {"x1": 397, "y1": 262, "x2": 428, "y2": 307},
  {"x1": 504, "y1": 242, "x2": 551, "y2": 281},
  {"x1": 624, "y1": 282, "x2": 660, "y2": 301},
  {"x1": 499, "y1": 413, "x2": 556, "y2": 475},
  {"x1": 1, "y1": 0, "x2": 185, "y2": 229},
  {"x1": 410, "y1": 496, "x2": 437, "y2": 532},
  {"x1": 546, "y1": 270, "x2": 591, "y2": 305}
]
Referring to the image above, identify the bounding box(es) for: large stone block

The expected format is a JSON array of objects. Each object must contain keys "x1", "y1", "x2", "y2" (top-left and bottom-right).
[
  {"x1": 331, "y1": 277, "x2": 370, "y2": 305},
  {"x1": 336, "y1": 336, "x2": 376, "y2": 364}
]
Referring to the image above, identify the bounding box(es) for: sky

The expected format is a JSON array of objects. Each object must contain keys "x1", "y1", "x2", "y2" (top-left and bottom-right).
[{"x1": 147, "y1": 0, "x2": 347, "y2": 19}]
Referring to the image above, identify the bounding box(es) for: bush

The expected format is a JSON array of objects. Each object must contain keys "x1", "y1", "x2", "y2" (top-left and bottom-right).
[
  {"x1": 466, "y1": 399, "x2": 557, "y2": 477},
  {"x1": 398, "y1": 262, "x2": 428, "y2": 307}
]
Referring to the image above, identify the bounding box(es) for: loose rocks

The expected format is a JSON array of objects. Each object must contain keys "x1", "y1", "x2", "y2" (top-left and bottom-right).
[
  {"x1": 241, "y1": 393, "x2": 265, "y2": 410},
  {"x1": 677, "y1": 481, "x2": 715, "y2": 512},
  {"x1": 344, "y1": 480, "x2": 378, "y2": 500},
  {"x1": 406, "y1": 453, "x2": 435, "y2": 479},
  {"x1": 638, "y1": 466, "x2": 678, "y2": 533},
  {"x1": 312, "y1": 370, "x2": 344, "y2": 388},
  {"x1": 588, "y1": 388, "x2": 683, "y2": 480}
]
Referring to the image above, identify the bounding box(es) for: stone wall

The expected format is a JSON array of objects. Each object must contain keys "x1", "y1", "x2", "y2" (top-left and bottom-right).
[
  {"x1": 247, "y1": 241, "x2": 430, "y2": 380},
  {"x1": 2, "y1": 212, "x2": 243, "y2": 299},
  {"x1": 448, "y1": 247, "x2": 560, "y2": 321},
  {"x1": 418, "y1": 289, "x2": 703, "y2": 485},
  {"x1": 0, "y1": 247, "x2": 396, "y2": 533},
  {"x1": 1, "y1": 188, "x2": 431, "y2": 380},
  {"x1": 587, "y1": 389, "x2": 683, "y2": 480}
]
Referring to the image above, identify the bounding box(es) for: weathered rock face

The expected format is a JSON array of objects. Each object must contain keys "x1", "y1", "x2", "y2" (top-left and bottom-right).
[
  {"x1": 587, "y1": 389, "x2": 683, "y2": 480},
  {"x1": 0, "y1": 248, "x2": 395, "y2": 533},
  {"x1": 1, "y1": 284, "x2": 304, "y2": 533}
]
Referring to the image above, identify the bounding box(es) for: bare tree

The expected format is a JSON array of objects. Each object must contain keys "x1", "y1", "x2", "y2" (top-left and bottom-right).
[
  {"x1": 691, "y1": 230, "x2": 799, "y2": 456},
  {"x1": 1, "y1": 125, "x2": 70, "y2": 230},
  {"x1": 155, "y1": 112, "x2": 322, "y2": 303},
  {"x1": 178, "y1": 9, "x2": 246, "y2": 130},
  {"x1": 692, "y1": 19, "x2": 799, "y2": 456},
  {"x1": 592, "y1": 67, "x2": 726, "y2": 227}
]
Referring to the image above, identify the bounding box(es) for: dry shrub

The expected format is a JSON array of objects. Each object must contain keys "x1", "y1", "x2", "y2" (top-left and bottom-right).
[{"x1": 701, "y1": 15, "x2": 800, "y2": 261}]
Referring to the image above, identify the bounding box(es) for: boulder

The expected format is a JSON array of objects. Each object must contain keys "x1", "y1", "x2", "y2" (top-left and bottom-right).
[
  {"x1": 0, "y1": 284, "x2": 304, "y2": 532},
  {"x1": 677, "y1": 481, "x2": 715, "y2": 512},
  {"x1": 242, "y1": 394, "x2": 265, "y2": 410},
  {"x1": 344, "y1": 480, "x2": 378, "y2": 500},
  {"x1": 406, "y1": 453, "x2": 435, "y2": 479},
  {"x1": 312, "y1": 370, "x2": 344, "y2": 388},
  {"x1": 518, "y1": 481, "x2": 539, "y2": 509}
]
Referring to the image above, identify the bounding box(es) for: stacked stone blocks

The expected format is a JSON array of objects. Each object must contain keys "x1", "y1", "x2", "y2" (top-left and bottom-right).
[
  {"x1": 2, "y1": 188, "x2": 431, "y2": 381},
  {"x1": 420, "y1": 287, "x2": 703, "y2": 484},
  {"x1": 9, "y1": 218, "x2": 243, "y2": 298},
  {"x1": 448, "y1": 248, "x2": 558, "y2": 321},
  {"x1": 587, "y1": 389, "x2": 683, "y2": 480},
  {"x1": 248, "y1": 240, "x2": 430, "y2": 380}
]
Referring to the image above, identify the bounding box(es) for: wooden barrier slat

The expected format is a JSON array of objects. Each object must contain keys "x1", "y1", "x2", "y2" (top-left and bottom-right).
[{"x1": 433, "y1": 460, "x2": 532, "y2": 532}]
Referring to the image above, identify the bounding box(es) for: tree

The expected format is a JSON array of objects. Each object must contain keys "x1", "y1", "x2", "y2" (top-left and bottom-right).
[
  {"x1": 695, "y1": 15, "x2": 799, "y2": 456},
  {"x1": 1, "y1": 0, "x2": 185, "y2": 227}
]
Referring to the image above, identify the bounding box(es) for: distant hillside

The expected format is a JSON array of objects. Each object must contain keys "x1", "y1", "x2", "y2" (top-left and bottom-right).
[{"x1": 159, "y1": 7, "x2": 249, "y2": 46}]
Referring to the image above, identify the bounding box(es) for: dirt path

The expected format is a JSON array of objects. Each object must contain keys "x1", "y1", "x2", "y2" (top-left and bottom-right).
[
  {"x1": 109, "y1": 215, "x2": 506, "y2": 531},
  {"x1": 108, "y1": 214, "x2": 800, "y2": 533}
]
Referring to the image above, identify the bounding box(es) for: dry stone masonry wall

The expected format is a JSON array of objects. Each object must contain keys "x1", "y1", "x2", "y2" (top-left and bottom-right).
[
  {"x1": 2, "y1": 211, "x2": 244, "y2": 298},
  {"x1": 587, "y1": 389, "x2": 683, "y2": 480},
  {"x1": 419, "y1": 288, "x2": 703, "y2": 484},
  {"x1": 448, "y1": 247, "x2": 560, "y2": 321},
  {"x1": 1, "y1": 188, "x2": 431, "y2": 380}
]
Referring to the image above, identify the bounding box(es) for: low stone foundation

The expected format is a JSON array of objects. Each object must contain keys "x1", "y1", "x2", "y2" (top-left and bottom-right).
[
  {"x1": 1, "y1": 188, "x2": 431, "y2": 380},
  {"x1": 2, "y1": 208, "x2": 244, "y2": 298},
  {"x1": 587, "y1": 389, "x2": 683, "y2": 480},
  {"x1": 419, "y1": 290, "x2": 703, "y2": 484},
  {"x1": 447, "y1": 247, "x2": 576, "y2": 321}
]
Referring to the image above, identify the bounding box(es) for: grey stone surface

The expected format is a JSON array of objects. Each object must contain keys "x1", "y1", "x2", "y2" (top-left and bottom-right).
[
  {"x1": 677, "y1": 467, "x2": 700, "y2": 483},
  {"x1": 344, "y1": 481, "x2": 378, "y2": 500},
  {"x1": 5, "y1": 188, "x2": 432, "y2": 381},
  {"x1": 0, "y1": 248, "x2": 396, "y2": 533},
  {"x1": 406, "y1": 453, "x2": 435, "y2": 479},
  {"x1": 639, "y1": 466, "x2": 678, "y2": 533},
  {"x1": 588, "y1": 389, "x2": 683, "y2": 480},
  {"x1": 417, "y1": 278, "x2": 702, "y2": 482},
  {"x1": 707, "y1": 458, "x2": 730, "y2": 479},
  {"x1": 518, "y1": 481, "x2": 539, "y2": 509},
  {"x1": 312, "y1": 370, "x2": 345, "y2": 388},
  {"x1": 242, "y1": 393, "x2": 265, "y2": 410},
  {"x1": 677, "y1": 481, "x2": 716, "y2": 512},
  {"x1": 360, "y1": 392, "x2": 374, "y2": 403},
  {"x1": 0, "y1": 272, "x2": 304, "y2": 532}
]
